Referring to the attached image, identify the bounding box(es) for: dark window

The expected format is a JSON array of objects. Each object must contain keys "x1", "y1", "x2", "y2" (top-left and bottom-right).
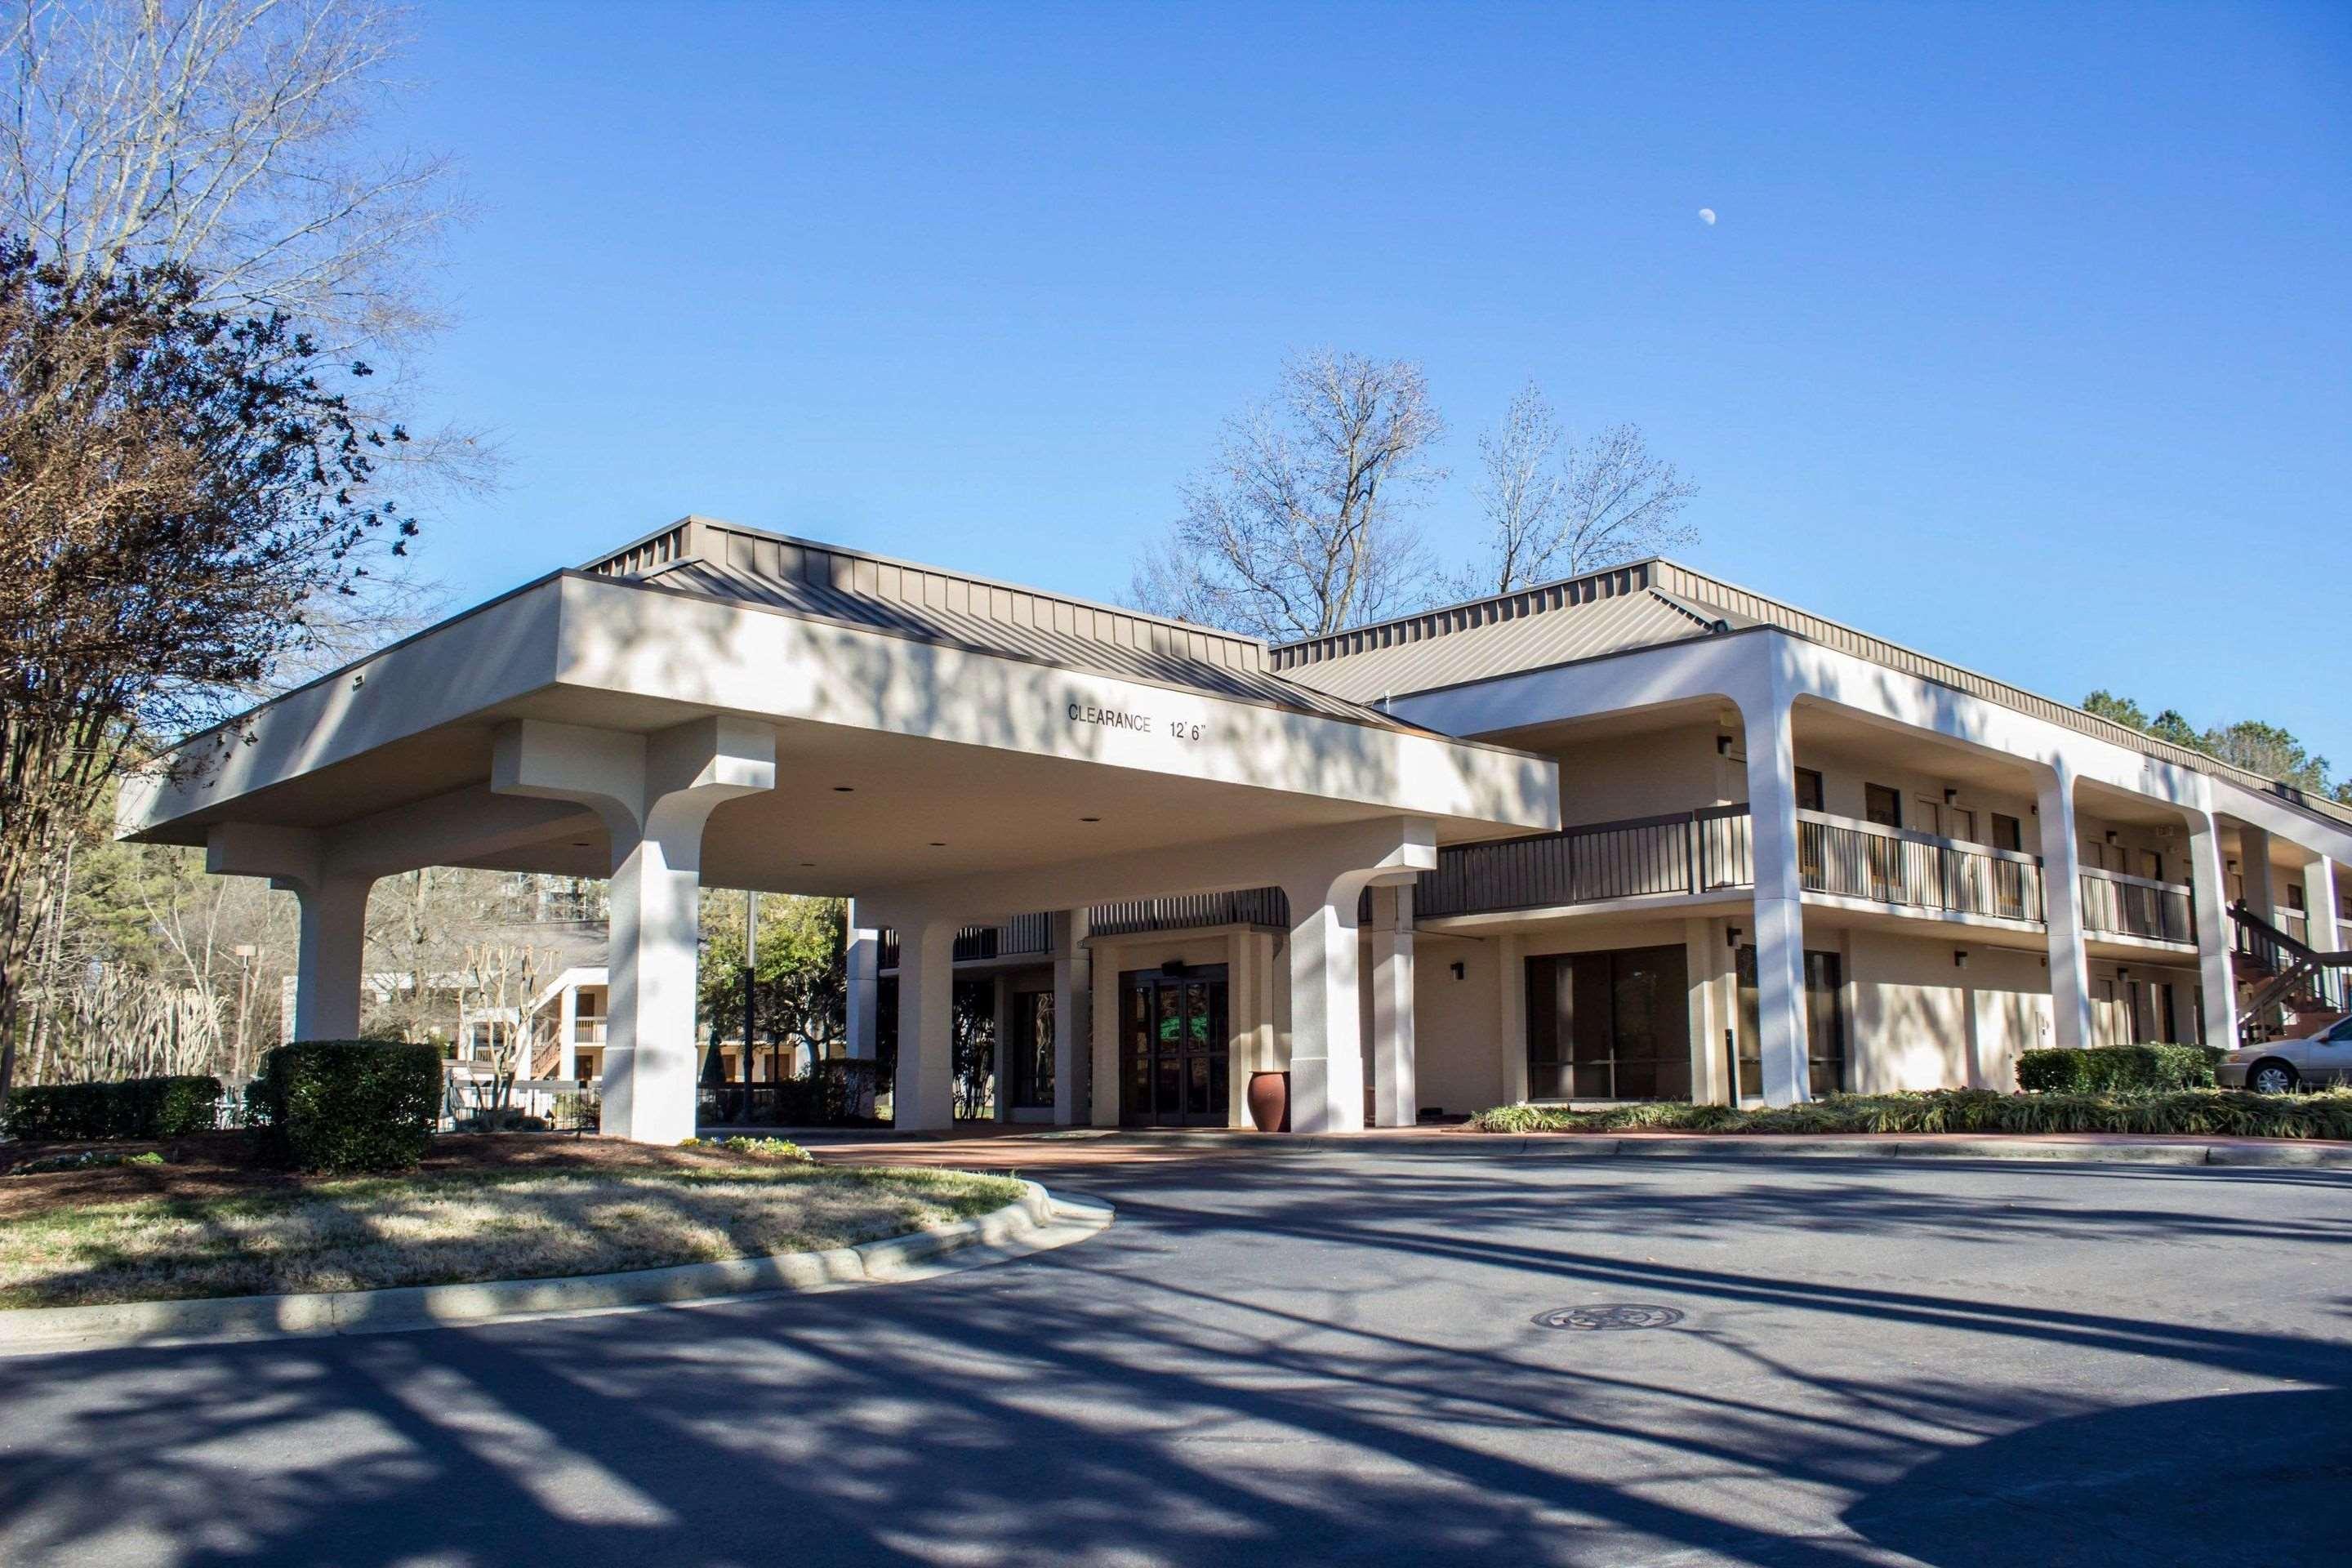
[
  {"x1": 1794, "y1": 768, "x2": 1824, "y2": 811},
  {"x1": 1991, "y1": 813, "x2": 2023, "y2": 852},
  {"x1": 1733, "y1": 947, "x2": 1847, "y2": 1098},
  {"x1": 1009, "y1": 990, "x2": 1055, "y2": 1108},
  {"x1": 1864, "y1": 784, "x2": 1902, "y2": 828},
  {"x1": 1525, "y1": 946, "x2": 1691, "y2": 1101}
]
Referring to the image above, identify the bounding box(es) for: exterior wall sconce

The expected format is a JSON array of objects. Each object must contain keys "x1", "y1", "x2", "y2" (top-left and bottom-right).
[
  {"x1": 1726, "y1": 925, "x2": 1744, "y2": 949},
  {"x1": 1943, "y1": 787, "x2": 1958, "y2": 804},
  {"x1": 2105, "y1": 831, "x2": 2119, "y2": 845},
  {"x1": 1450, "y1": 960, "x2": 1465, "y2": 980},
  {"x1": 1716, "y1": 735, "x2": 1733, "y2": 755},
  {"x1": 1953, "y1": 949, "x2": 1970, "y2": 969}
]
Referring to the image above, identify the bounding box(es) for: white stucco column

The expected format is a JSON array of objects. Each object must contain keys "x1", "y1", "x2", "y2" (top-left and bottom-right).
[
  {"x1": 1499, "y1": 932, "x2": 1528, "y2": 1103},
  {"x1": 1368, "y1": 884, "x2": 1417, "y2": 1129},
  {"x1": 2034, "y1": 764, "x2": 2095, "y2": 1054},
  {"x1": 2302, "y1": 854, "x2": 2338, "y2": 953},
  {"x1": 206, "y1": 825, "x2": 377, "y2": 1044},
  {"x1": 1736, "y1": 688, "x2": 1811, "y2": 1105},
  {"x1": 890, "y1": 916, "x2": 959, "y2": 1131},
  {"x1": 843, "y1": 904, "x2": 880, "y2": 1062},
  {"x1": 1281, "y1": 819, "x2": 1438, "y2": 1134},
  {"x1": 2186, "y1": 812, "x2": 2240, "y2": 1049},
  {"x1": 557, "y1": 982, "x2": 580, "y2": 1079},
  {"x1": 2238, "y1": 825, "x2": 2277, "y2": 924},
  {"x1": 284, "y1": 872, "x2": 373, "y2": 1041},
  {"x1": 1051, "y1": 909, "x2": 1091, "y2": 1125},
  {"x1": 990, "y1": 973, "x2": 1014, "y2": 1123},
  {"x1": 492, "y1": 716, "x2": 776, "y2": 1143}
]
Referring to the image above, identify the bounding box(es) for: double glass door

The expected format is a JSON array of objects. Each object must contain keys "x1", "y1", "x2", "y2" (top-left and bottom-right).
[{"x1": 1120, "y1": 968, "x2": 1230, "y2": 1126}]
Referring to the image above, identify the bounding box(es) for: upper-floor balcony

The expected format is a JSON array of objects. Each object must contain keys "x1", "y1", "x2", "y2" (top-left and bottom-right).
[
  {"x1": 871, "y1": 807, "x2": 2205, "y2": 966},
  {"x1": 1416, "y1": 804, "x2": 2198, "y2": 947}
]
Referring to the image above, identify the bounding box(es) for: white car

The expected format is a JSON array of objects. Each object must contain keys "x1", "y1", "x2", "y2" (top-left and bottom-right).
[{"x1": 2219, "y1": 1018, "x2": 2352, "y2": 1094}]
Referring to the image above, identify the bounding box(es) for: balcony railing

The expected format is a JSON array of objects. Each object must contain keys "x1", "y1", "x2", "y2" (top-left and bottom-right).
[
  {"x1": 2078, "y1": 867, "x2": 2195, "y2": 945},
  {"x1": 1089, "y1": 887, "x2": 1289, "y2": 938},
  {"x1": 1794, "y1": 810, "x2": 2046, "y2": 924},
  {"x1": 1417, "y1": 804, "x2": 2047, "y2": 925},
  {"x1": 876, "y1": 912, "x2": 1053, "y2": 971}
]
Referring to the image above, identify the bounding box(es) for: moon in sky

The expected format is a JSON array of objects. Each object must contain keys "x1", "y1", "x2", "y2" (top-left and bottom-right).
[{"x1": 1698, "y1": 207, "x2": 1717, "y2": 225}]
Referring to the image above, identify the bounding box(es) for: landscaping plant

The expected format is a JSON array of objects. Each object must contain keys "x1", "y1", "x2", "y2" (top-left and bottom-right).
[
  {"x1": 1470, "y1": 1087, "x2": 2352, "y2": 1141},
  {"x1": 252, "y1": 1041, "x2": 441, "y2": 1172}
]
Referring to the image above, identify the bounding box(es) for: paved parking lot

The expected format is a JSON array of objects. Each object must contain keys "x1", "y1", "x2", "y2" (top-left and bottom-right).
[{"x1": 2, "y1": 1144, "x2": 2347, "y2": 1566}]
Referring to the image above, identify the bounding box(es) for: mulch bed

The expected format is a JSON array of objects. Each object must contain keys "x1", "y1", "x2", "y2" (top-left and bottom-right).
[{"x1": 0, "y1": 1131, "x2": 772, "y2": 1221}]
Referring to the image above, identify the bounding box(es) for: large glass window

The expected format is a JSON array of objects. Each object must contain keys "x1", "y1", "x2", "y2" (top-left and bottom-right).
[
  {"x1": 1525, "y1": 946, "x2": 1692, "y2": 1101},
  {"x1": 1733, "y1": 947, "x2": 1847, "y2": 1098},
  {"x1": 1009, "y1": 991, "x2": 1055, "y2": 1109}
]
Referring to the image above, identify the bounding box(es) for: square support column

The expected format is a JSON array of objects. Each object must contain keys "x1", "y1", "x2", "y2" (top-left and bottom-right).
[
  {"x1": 892, "y1": 918, "x2": 959, "y2": 1132},
  {"x1": 1737, "y1": 688, "x2": 1811, "y2": 1104},
  {"x1": 2035, "y1": 765, "x2": 2095, "y2": 1054},
  {"x1": 1499, "y1": 933, "x2": 1528, "y2": 1104},
  {"x1": 2238, "y1": 825, "x2": 2276, "y2": 924},
  {"x1": 492, "y1": 716, "x2": 776, "y2": 1143},
  {"x1": 1286, "y1": 893, "x2": 1365, "y2": 1134},
  {"x1": 1050, "y1": 910, "x2": 1091, "y2": 1126},
  {"x1": 2302, "y1": 855, "x2": 2338, "y2": 953},
  {"x1": 2187, "y1": 813, "x2": 2241, "y2": 1048},
  {"x1": 1282, "y1": 818, "x2": 1437, "y2": 1134},
  {"x1": 844, "y1": 905, "x2": 880, "y2": 1061},
  {"x1": 1369, "y1": 884, "x2": 1417, "y2": 1129},
  {"x1": 283, "y1": 873, "x2": 373, "y2": 1042}
]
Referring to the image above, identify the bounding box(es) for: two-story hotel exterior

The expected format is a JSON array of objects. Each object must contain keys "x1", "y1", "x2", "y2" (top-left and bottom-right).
[{"x1": 120, "y1": 518, "x2": 2352, "y2": 1140}]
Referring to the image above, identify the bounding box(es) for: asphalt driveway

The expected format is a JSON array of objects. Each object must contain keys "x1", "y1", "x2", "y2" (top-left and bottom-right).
[{"x1": 2, "y1": 1144, "x2": 2347, "y2": 1566}]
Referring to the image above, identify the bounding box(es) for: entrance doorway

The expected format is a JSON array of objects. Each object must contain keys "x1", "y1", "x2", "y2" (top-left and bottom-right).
[{"x1": 1120, "y1": 966, "x2": 1230, "y2": 1127}]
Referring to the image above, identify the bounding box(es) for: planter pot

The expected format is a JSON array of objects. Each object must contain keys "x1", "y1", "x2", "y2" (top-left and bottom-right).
[{"x1": 1247, "y1": 1071, "x2": 1290, "y2": 1133}]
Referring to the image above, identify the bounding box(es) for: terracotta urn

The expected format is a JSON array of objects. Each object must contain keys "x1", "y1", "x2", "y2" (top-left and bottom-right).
[{"x1": 1246, "y1": 1071, "x2": 1290, "y2": 1133}]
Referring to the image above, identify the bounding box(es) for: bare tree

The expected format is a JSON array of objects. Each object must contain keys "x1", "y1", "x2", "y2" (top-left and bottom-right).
[
  {"x1": 1449, "y1": 381, "x2": 1699, "y2": 598},
  {"x1": 0, "y1": 0, "x2": 455, "y2": 347},
  {"x1": 1133, "y1": 350, "x2": 1446, "y2": 642},
  {"x1": 457, "y1": 940, "x2": 547, "y2": 1122}
]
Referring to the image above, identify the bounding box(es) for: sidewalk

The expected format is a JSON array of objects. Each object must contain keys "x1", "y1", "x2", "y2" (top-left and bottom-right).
[{"x1": 773, "y1": 1121, "x2": 2352, "y2": 1172}]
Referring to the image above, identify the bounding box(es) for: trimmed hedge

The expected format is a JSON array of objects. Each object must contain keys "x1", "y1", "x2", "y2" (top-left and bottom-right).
[
  {"x1": 2, "y1": 1076, "x2": 222, "y2": 1141},
  {"x1": 2016, "y1": 1043, "x2": 2225, "y2": 1094},
  {"x1": 1471, "y1": 1087, "x2": 2352, "y2": 1141},
  {"x1": 252, "y1": 1040, "x2": 442, "y2": 1172}
]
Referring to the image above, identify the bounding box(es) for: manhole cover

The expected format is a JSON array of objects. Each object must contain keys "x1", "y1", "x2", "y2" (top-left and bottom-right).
[{"x1": 1534, "y1": 1303, "x2": 1686, "y2": 1332}]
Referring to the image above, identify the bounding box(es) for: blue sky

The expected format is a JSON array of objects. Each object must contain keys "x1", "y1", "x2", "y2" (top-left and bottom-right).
[{"x1": 385, "y1": 2, "x2": 2351, "y2": 768}]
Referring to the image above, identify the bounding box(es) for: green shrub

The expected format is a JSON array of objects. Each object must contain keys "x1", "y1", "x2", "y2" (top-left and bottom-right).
[
  {"x1": 2016, "y1": 1044, "x2": 2223, "y2": 1094},
  {"x1": 2, "y1": 1076, "x2": 221, "y2": 1141},
  {"x1": 254, "y1": 1041, "x2": 441, "y2": 1172},
  {"x1": 1468, "y1": 1087, "x2": 2352, "y2": 1141}
]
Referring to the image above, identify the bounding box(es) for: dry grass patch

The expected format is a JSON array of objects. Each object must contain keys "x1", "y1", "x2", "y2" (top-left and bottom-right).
[{"x1": 0, "y1": 1160, "x2": 1026, "y2": 1309}]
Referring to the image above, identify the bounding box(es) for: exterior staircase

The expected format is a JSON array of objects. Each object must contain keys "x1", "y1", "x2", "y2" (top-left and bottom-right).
[{"x1": 2229, "y1": 902, "x2": 2352, "y2": 1043}]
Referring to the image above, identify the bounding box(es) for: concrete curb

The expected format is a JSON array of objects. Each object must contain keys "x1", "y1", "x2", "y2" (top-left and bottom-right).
[
  {"x1": 1080, "y1": 1129, "x2": 2352, "y2": 1169},
  {"x1": 0, "y1": 1180, "x2": 1113, "y2": 1360}
]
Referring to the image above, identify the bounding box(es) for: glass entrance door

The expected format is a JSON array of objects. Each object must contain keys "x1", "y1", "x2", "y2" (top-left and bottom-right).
[{"x1": 1120, "y1": 967, "x2": 1231, "y2": 1127}]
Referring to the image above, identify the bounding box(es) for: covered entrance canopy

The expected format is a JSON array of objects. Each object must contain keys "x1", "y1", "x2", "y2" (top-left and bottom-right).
[{"x1": 122, "y1": 518, "x2": 1560, "y2": 1141}]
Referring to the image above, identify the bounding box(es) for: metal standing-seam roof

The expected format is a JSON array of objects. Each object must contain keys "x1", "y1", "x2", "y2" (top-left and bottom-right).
[
  {"x1": 581, "y1": 517, "x2": 1427, "y2": 733},
  {"x1": 1273, "y1": 557, "x2": 2352, "y2": 834}
]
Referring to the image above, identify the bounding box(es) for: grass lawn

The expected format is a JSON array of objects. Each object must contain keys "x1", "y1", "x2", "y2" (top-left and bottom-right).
[{"x1": 0, "y1": 1134, "x2": 1026, "y2": 1310}]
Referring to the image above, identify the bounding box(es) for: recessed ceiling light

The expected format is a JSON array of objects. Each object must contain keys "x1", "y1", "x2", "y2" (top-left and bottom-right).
[
  {"x1": 800, "y1": 861, "x2": 815, "y2": 867},
  {"x1": 832, "y1": 786, "x2": 854, "y2": 793},
  {"x1": 571, "y1": 840, "x2": 590, "y2": 848},
  {"x1": 1080, "y1": 816, "x2": 1101, "y2": 823},
  {"x1": 929, "y1": 841, "x2": 947, "y2": 848}
]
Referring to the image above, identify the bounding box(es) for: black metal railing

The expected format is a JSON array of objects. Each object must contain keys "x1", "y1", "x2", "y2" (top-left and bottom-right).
[
  {"x1": 1416, "y1": 804, "x2": 2047, "y2": 925},
  {"x1": 1087, "y1": 887, "x2": 1289, "y2": 938},
  {"x1": 1414, "y1": 810, "x2": 1744, "y2": 918},
  {"x1": 2078, "y1": 867, "x2": 2195, "y2": 944},
  {"x1": 1794, "y1": 811, "x2": 2047, "y2": 923},
  {"x1": 876, "y1": 912, "x2": 1052, "y2": 971}
]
